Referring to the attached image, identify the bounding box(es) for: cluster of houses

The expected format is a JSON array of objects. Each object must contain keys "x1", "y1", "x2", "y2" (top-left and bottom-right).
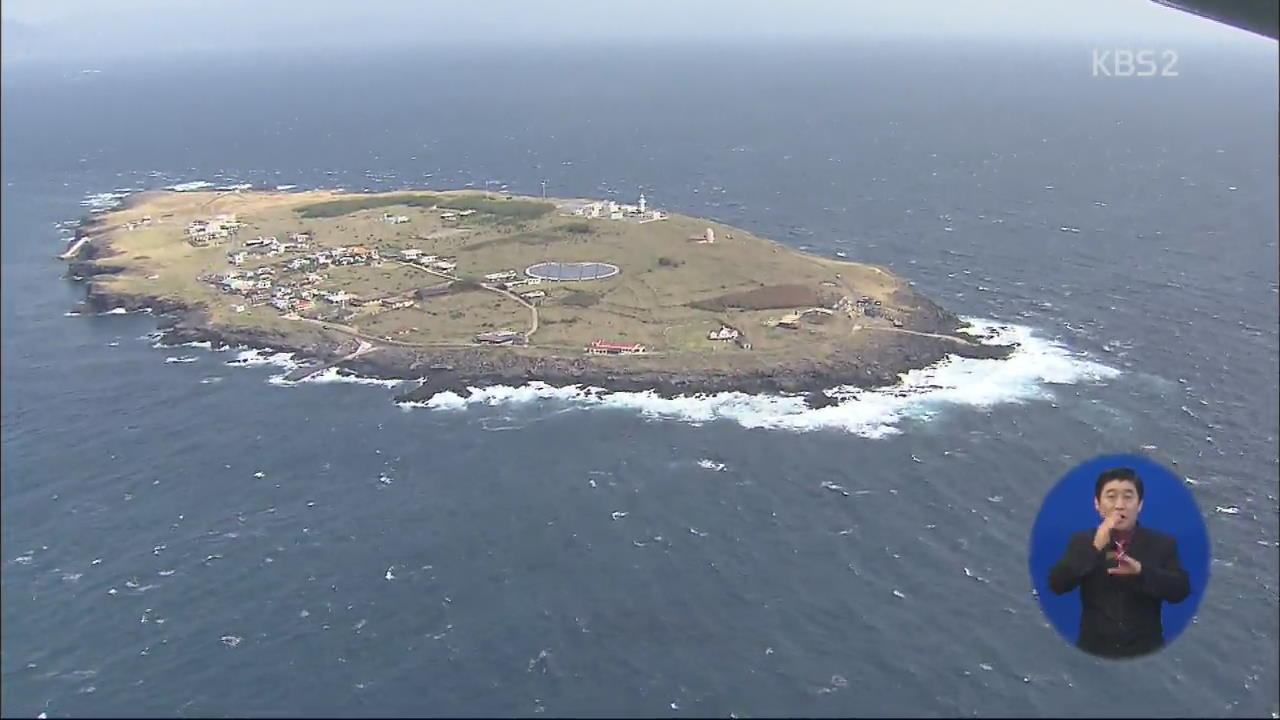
[
  {"x1": 566, "y1": 193, "x2": 666, "y2": 223},
  {"x1": 479, "y1": 269, "x2": 547, "y2": 304},
  {"x1": 398, "y1": 248, "x2": 457, "y2": 272},
  {"x1": 227, "y1": 233, "x2": 316, "y2": 264},
  {"x1": 834, "y1": 294, "x2": 900, "y2": 324},
  {"x1": 213, "y1": 239, "x2": 422, "y2": 315},
  {"x1": 762, "y1": 295, "x2": 902, "y2": 331},
  {"x1": 186, "y1": 214, "x2": 241, "y2": 246},
  {"x1": 213, "y1": 261, "x2": 418, "y2": 315},
  {"x1": 214, "y1": 263, "x2": 332, "y2": 313}
]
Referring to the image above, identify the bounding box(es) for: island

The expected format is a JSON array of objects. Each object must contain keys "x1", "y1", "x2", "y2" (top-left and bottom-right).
[{"x1": 59, "y1": 188, "x2": 1014, "y2": 407}]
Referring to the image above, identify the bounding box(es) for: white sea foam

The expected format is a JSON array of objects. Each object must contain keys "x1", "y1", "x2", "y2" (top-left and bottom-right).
[
  {"x1": 165, "y1": 356, "x2": 198, "y2": 364},
  {"x1": 275, "y1": 184, "x2": 298, "y2": 191},
  {"x1": 167, "y1": 180, "x2": 215, "y2": 192},
  {"x1": 151, "y1": 336, "x2": 227, "y2": 353},
  {"x1": 268, "y1": 366, "x2": 404, "y2": 388},
  {"x1": 102, "y1": 307, "x2": 129, "y2": 315},
  {"x1": 225, "y1": 349, "x2": 302, "y2": 371},
  {"x1": 397, "y1": 319, "x2": 1119, "y2": 436},
  {"x1": 80, "y1": 191, "x2": 129, "y2": 212}
]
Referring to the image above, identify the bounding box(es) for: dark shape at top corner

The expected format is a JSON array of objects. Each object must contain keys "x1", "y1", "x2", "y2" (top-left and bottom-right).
[{"x1": 1151, "y1": 0, "x2": 1279, "y2": 40}]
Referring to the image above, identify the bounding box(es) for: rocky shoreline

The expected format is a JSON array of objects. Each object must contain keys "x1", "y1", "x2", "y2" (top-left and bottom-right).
[{"x1": 62, "y1": 215, "x2": 1016, "y2": 410}]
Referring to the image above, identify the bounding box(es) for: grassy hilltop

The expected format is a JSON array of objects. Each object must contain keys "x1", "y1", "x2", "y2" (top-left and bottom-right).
[{"x1": 76, "y1": 188, "x2": 980, "y2": 376}]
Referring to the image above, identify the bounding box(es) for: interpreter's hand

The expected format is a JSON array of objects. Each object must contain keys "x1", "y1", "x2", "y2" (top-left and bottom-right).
[
  {"x1": 1107, "y1": 554, "x2": 1143, "y2": 576},
  {"x1": 1093, "y1": 510, "x2": 1122, "y2": 551}
]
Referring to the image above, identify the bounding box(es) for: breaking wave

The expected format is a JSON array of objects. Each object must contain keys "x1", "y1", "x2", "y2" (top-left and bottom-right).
[
  {"x1": 267, "y1": 367, "x2": 406, "y2": 388},
  {"x1": 79, "y1": 191, "x2": 130, "y2": 213},
  {"x1": 166, "y1": 180, "x2": 215, "y2": 192},
  {"x1": 224, "y1": 349, "x2": 303, "y2": 371},
  {"x1": 397, "y1": 319, "x2": 1120, "y2": 436}
]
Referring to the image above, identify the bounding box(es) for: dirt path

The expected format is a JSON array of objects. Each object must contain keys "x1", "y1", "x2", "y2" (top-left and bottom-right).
[
  {"x1": 853, "y1": 324, "x2": 980, "y2": 346},
  {"x1": 396, "y1": 260, "x2": 539, "y2": 338}
]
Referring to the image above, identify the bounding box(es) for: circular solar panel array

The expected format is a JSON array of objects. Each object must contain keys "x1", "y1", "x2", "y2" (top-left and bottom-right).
[{"x1": 524, "y1": 261, "x2": 620, "y2": 282}]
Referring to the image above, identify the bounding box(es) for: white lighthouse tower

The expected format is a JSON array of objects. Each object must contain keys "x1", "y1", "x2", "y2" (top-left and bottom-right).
[{"x1": 638, "y1": 193, "x2": 647, "y2": 214}]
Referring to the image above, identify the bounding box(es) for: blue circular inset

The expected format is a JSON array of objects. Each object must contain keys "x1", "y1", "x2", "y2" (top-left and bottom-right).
[{"x1": 1028, "y1": 454, "x2": 1211, "y2": 655}]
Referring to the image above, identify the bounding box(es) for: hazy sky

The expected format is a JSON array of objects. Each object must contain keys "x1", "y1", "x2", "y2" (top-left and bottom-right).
[{"x1": 0, "y1": 0, "x2": 1267, "y2": 65}]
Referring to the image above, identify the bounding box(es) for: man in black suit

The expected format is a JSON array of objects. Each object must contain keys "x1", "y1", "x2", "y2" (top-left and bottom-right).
[{"x1": 1048, "y1": 467, "x2": 1192, "y2": 658}]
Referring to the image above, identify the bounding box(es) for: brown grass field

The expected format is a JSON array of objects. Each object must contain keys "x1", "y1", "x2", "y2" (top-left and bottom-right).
[{"x1": 87, "y1": 188, "x2": 931, "y2": 370}]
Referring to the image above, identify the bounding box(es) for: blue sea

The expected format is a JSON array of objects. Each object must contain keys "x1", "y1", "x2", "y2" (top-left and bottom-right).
[{"x1": 2, "y1": 40, "x2": 1277, "y2": 717}]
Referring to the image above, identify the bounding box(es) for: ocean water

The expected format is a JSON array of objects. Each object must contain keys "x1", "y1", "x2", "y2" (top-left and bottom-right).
[{"x1": 2, "y1": 40, "x2": 1277, "y2": 717}]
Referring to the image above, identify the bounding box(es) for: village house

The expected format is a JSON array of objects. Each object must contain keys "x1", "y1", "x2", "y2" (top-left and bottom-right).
[
  {"x1": 475, "y1": 330, "x2": 525, "y2": 346},
  {"x1": 586, "y1": 339, "x2": 648, "y2": 355},
  {"x1": 708, "y1": 326, "x2": 740, "y2": 341},
  {"x1": 484, "y1": 270, "x2": 518, "y2": 283}
]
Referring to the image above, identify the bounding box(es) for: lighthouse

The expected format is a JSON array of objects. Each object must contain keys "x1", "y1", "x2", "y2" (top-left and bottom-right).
[{"x1": 638, "y1": 193, "x2": 646, "y2": 214}]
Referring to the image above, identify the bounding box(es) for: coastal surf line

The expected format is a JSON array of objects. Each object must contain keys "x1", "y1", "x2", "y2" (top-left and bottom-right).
[{"x1": 394, "y1": 320, "x2": 1120, "y2": 436}]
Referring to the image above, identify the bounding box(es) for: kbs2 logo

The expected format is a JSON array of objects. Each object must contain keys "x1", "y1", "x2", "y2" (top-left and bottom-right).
[{"x1": 1091, "y1": 50, "x2": 1179, "y2": 77}]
